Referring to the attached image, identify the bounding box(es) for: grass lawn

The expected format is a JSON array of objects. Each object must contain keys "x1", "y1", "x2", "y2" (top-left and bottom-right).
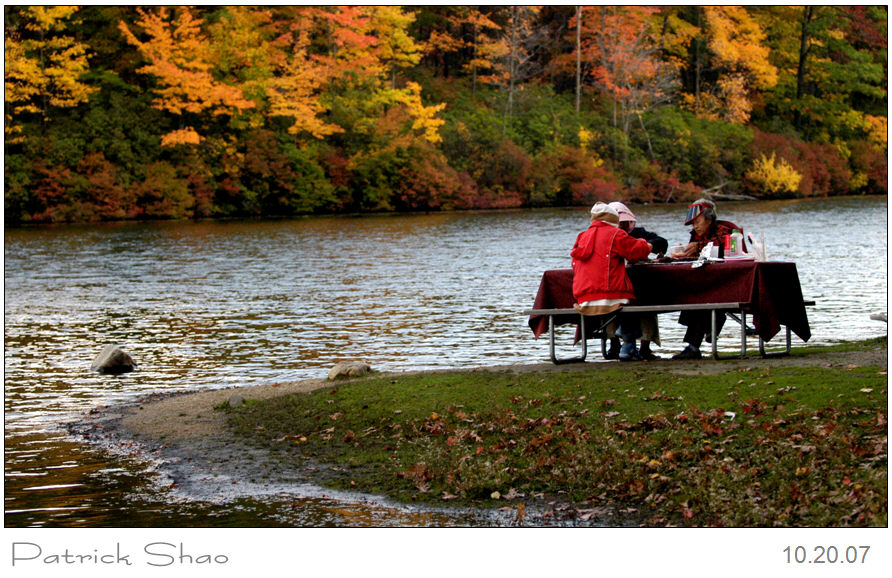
[{"x1": 225, "y1": 341, "x2": 887, "y2": 527}]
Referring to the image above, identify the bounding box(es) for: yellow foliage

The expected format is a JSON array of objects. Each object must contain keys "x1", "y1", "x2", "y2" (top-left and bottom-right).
[
  {"x1": 4, "y1": 6, "x2": 94, "y2": 122},
  {"x1": 716, "y1": 74, "x2": 752, "y2": 124},
  {"x1": 119, "y1": 7, "x2": 254, "y2": 129},
  {"x1": 705, "y1": 6, "x2": 777, "y2": 89},
  {"x1": 160, "y1": 128, "x2": 203, "y2": 147},
  {"x1": 370, "y1": 6, "x2": 421, "y2": 73},
  {"x1": 849, "y1": 172, "x2": 869, "y2": 191},
  {"x1": 578, "y1": 126, "x2": 593, "y2": 151},
  {"x1": 268, "y1": 30, "x2": 341, "y2": 139},
  {"x1": 399, "y1": 82, "x2": 446, "y2": 143},
  {"x1": 747, "y1": 152, "x2": 802, "y2": 194},
  {"x1": 680, "y1": 74, "x2": 751, "y2": 124},
  {"x1": 23, "y1": 6, "x2": 79, "y2": 32},
  {"x1": 865, "y1": 115, "x2": 887, "y2": 150}
]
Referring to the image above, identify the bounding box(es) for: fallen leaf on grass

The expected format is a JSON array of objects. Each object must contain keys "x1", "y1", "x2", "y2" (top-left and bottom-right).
[
  {"x1": 505, "y1": 487, "x2": 523, "y2": 500},
  {"x1": 577, "y1": 507, "x2": 610, "y2": 521}
]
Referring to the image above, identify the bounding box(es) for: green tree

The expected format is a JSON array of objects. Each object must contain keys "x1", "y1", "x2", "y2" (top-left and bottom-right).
[{"x1": 759, "y1": 6, "x2": 886, "y2": 143}]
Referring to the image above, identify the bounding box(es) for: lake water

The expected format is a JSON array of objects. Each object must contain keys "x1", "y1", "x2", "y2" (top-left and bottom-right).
[{"x1": 3, "y1": 196, "x2": 887, "y2": 527}]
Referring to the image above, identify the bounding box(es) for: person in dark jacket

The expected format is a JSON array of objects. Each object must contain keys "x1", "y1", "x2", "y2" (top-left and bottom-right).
[
  {"x1": 606, "y1": 202, "x2": 667, "y2": 359},
  {"x1": 673, "y1": 198, "x2": 746, "y2": 359},
  {"x1": 572, "y1": 202, "x2": 652, "y2": 361},
  {"x1": 609, "y1": 201, "x2": 668, "y2": 257}
]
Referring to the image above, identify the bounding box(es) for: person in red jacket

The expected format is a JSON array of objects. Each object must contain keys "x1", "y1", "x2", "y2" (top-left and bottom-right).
[{"x1": 571, "y1": 202, "x2": 652, "y2": 361}]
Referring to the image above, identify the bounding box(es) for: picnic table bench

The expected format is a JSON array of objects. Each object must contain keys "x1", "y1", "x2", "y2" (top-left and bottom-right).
[{"x1": 526, "y1": 261, "x2": 813, "y2": 363}]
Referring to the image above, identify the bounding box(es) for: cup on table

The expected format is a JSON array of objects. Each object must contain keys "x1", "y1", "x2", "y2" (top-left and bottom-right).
[{"x1": 669, "y1": 243, "x2": 686, "y2": 258}]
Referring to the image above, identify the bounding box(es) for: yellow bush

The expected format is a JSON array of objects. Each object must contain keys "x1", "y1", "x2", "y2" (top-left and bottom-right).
[
  {"x1": 578, "y1": 126, "x2": 593, "y2": 150},
  {"x1": 746, "y1": 152, "x2": 802, "y2": 194}
]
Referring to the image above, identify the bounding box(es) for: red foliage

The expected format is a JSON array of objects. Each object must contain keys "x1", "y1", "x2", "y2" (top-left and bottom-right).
[
  {"x1": 475, "y1": 141, "x2": 533, "y2": 207},
  {"x1": 570, "y1": 169, "x2": 622, "y2": 205},
  {"x1": 627, "y1": 160, "x2": 685, "y2": 203},
  {"x1": 473, "y1": 187, "x2": 525, "y2": 209},
  {"x1": 30, "y1": 161, "x2": 74, "y2": 222},
  {"x1": 537, "y1": 146, "x2": 623, "y2": 206},
  {"x1": 242, "y1": 129, "x2": 299, "y2": 212},
  {"x1": 396, "y1": 147, "x2": 480, "y2": 211},
  {"x1": 134, "y1": 161, "x2": 194, "y2": 219},
  {"x1": 849, "y1": 140, "x2": 887, "y2": 194},
  {"x1": 321, "y1": 149, "x2": 352, "y2": 210},
  {"x1": 843, "y1": 6, "x2": 887, "y2": 49},
  {"x1": 188, "y1": 172, "x2": 216, "y2": 218},
  {"x1": 78, "y1": 152, "x2": 140, "y2": 220}
]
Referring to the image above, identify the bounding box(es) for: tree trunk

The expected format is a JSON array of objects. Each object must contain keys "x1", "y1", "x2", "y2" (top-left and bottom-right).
[
  {"x1": 504, "y1": 7, "x2": 518, "y2": 132},
  {"x1": 471, "y1": 20, "x2": 478, "y2": 97},
  {"x1": 796, "y1": 6, "x2": 814, "y2": 101},
  {"x1": 575, "y1": 6, "x2": 581, "y2": 114},
  {"x1": 694, "y1": 9, "x2": 702, "y2": 112}
]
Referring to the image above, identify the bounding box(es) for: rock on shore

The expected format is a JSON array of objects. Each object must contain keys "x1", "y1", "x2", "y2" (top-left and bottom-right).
[{"x1": 328, "y1": 361, "x2": 372, "y2": 380}]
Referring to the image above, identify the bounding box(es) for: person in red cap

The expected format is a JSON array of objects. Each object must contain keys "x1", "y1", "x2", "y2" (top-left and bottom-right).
[
  {"x1": 673, "y1": 198, "x2": 746, "y2": 359},
  {"x1": 677, "y1": 198, "x2": 745, "y2": 258}
]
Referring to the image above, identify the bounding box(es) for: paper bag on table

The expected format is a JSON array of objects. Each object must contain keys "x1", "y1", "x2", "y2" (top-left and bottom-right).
[{"x1": 745, "y1": 232, "x2": 766, "y2": 261}]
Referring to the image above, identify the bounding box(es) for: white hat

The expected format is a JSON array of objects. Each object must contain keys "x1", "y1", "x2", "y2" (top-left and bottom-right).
[{"x1": 590, "y1": 202, "x2": 620, "y2": 225}]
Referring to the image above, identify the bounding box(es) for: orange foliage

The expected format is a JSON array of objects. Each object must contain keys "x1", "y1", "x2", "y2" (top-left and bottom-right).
[{"x1": 119, "y1": 7, "x2": 254, "y2": 145}]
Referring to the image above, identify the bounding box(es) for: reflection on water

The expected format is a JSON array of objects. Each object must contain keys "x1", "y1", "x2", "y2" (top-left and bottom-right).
[{"x1": 4, "y1": 197, "x2": 887, "y2": 526}]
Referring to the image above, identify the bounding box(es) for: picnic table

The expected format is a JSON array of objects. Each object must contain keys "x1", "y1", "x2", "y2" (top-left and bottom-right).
[{"x1": 527, "y1": 260, "x2": 812, "y2": 362}]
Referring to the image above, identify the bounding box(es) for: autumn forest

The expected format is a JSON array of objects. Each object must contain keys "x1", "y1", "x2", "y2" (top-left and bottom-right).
[{"x1": 3, "y1": 5, "x2": 887, "y2": 224}]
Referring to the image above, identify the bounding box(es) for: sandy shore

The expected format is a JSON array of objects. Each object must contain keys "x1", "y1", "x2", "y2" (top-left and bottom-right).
[{"x1": 115, "y1": 377, "x2": 333, "y2": 443}]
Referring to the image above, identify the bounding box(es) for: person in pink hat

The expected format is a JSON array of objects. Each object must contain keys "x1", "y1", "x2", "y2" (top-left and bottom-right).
[{"x1": 606, "y1": 201, "x2": 667, "y2": 360}]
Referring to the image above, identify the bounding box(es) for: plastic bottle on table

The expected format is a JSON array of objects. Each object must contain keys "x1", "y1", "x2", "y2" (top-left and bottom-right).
[{"x1": 730, "y1": 229, "x2": 743, "y2": 255}]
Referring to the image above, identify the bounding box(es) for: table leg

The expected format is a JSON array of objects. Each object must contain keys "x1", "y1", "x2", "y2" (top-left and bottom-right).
[
  {"x1": 548, "y1": 313, "x2": 588, "y2": 364},
  {"x1": 759, "y1": 326, "x2": 792, "y2": 357},
  {"x1": 711, "y1": 309, "x2": 747, "y2": 360}
]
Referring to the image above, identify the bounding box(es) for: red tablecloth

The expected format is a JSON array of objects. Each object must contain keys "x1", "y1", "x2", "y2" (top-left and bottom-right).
[{"x1": 528, "y1": 260, "x2": 811, "y2": 343}]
